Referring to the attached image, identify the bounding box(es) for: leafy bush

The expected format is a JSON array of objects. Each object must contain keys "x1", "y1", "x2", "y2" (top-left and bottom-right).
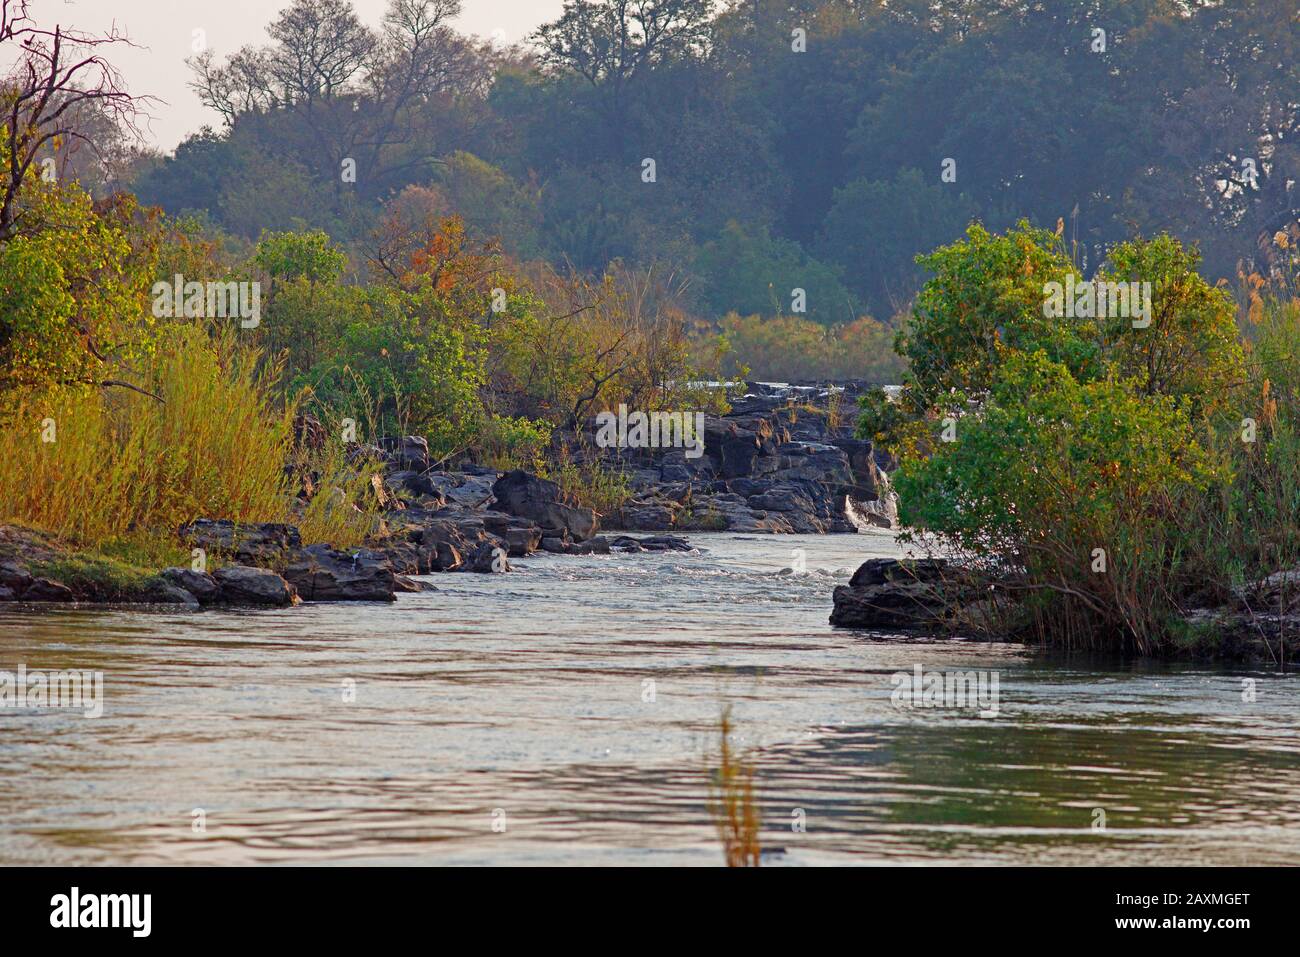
[
  {"x1": 896, "y1": 352, "x2": 1221, "y2": 653},
  {"x1": 881, "y1": 223, "x2": 1259, "y2": 654},
  {"x1": 0, "y1": 177, "x2": 155, "y2": 395},
  {"x1": 473, "y1": 414, "x2": 553, "y2": 472}
]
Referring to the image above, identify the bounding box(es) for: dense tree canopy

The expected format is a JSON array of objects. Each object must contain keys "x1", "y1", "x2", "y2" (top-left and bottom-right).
[{"x1": 128, "y1": 0, "x2": 1299, "y2": 325}]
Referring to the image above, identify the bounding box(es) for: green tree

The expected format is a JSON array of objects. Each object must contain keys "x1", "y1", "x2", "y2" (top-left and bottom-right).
[
  {"x1": 819, "y1": 168, "x2": 976, "y2": 317},
  {"x1": 694, "y1": 221, "x2": 857, "y2": 324}
]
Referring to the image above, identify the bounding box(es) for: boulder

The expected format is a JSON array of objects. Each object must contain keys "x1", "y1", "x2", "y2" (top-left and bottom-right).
[
  {"x1": 283, "y1": 544, "x2": 400, "y2": 601},
  {"x1": 161, "y1": 567, "x2": 220, "y2": 604},
  {"x1": 143, "y1": 581, "x2": 202, "y2": 607},
  {"x1": 378, "y1": 435, "x2": 430, "y2": 471},
  {"x1": 467, "y1": 541, "x2": 510, "y2": 573},
  {"x1": 830, "y1": 558, "x2": 962, "y2": 630},
  {"x1": 609, "y1": 499, "x2": 679, "y2": 530},
  {"x1": 180, "y1": 520, "x2": 302, "y2": 565},
  {"x1": 848, "y1": 557, "x2": 949, "y2": 588},
  {"x1": 491, "y1": 470, "x2": 597, "y2": 541},
  {"x1": 0, "y1": 561, "x2": 34, "y2": 594},
  {"x1": 212, "y1": 565, "x2": 300, "y2": 607},
  {"x1": 22, "y1": 578, "x2": 76, "y2": 602}
]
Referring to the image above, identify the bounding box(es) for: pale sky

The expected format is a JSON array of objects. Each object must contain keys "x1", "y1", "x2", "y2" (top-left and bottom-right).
[{"x1": 45, "y1": 0, "x2": 567, "y2": 151}]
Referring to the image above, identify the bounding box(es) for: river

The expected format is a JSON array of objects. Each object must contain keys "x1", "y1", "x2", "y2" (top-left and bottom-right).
[{"x1": 2, "y1": 530, "x2": 1299, "y2": 865}]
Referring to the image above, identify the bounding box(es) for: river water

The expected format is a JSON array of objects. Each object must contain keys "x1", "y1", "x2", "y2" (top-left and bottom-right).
[{"x1": 2, "y1": 530, "x2": 1299, "y2": 865}]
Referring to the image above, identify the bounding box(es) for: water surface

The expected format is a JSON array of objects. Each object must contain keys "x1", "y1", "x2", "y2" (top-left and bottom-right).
[{"x1": 2, "y1": 531, "x2": 1298, "y2": 865}]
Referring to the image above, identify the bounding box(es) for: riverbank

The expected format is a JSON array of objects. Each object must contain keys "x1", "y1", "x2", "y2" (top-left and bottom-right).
[
  {"x1": 828, "y1": 556, "x2": 1300, "y2": 664},
  {"x1": 0, "y1": 380, "x2": 896, "y2": 607},
  {"x1": 6, "y1": 374, "x2": 1293, "y2": 663}
]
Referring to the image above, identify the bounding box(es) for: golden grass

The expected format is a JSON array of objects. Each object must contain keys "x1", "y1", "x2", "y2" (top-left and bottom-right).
[
  {"x1": 0, "y1": 325, "x2": 385, "y2": 560},
  {"x1": 550, "y1": 459, "x2": 633, "y2": 516},
  {"x1": 0, "y1": 327, "x2": 291, "y2": 554},
  {"x1": 707, "y1": 706, "x2": 762, "y2": 867},
  {"x1": 289, "y1": 413, "x2": 384, "y2": 550}
]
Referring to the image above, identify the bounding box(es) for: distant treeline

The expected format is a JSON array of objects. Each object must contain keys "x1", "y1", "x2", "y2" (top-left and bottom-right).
[{"x1": 115, "y1": 0, "x2": 1297, "y2": 325}]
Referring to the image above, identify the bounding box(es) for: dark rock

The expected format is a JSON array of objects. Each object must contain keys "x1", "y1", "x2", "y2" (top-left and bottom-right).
[
  {"x1": 467, "y1": 541, "x2": 510, "y2": 572},
  {"x1": 379, "y1": 435, "x2": 431, "y2": 471},
  {"x1": 636, "y1": 535, "x2": 694, "y2": 552},
  {"x1": 143, "y1": 581, "x2": 201, "y2": 606},
  {"x1": 830, "y1": 559, "x2": 965, "y2": 630},
  {"x1": 747, "y1": 484, "x2": 816, "y2": 514},
  {"x1": 23, "y1": 578, "x2": 76, "y2": 602},
  {"x1": 398, "y1": 472, "x2": 446, "y2": 503},
  {"x1": 581, "y1": 536, "x2": 612, "y2": 554},
  {"x1": 608, "y1": 534, "x2": 693, "y2": 553},
  {"x1": 610, "y1": 500, "x2": 678, "y2": 530},
  {"x1": 848, "y1": 558, "x2": 950, "y2": 588},
  {"x1": 491, "y1": 470, "x2": 597, "y2": 541},
  {"x1": 213, "y1": 565, "x2": 300, "y2": 607},
  {"x1": 0, "y1": 561, "x2": 33, "y2": 593},
  {"x1": 282, "y1": 544, "x2": 399, "y2": 602},
  {"x1": 161, "y1": 567, "x2": 220, "y2": 604},
  {"x1": 710, "y1": 422, "x2": 762, "y2": 479},
  {"x1": 180, "y1": 520, "x2": 302, "y2": 565},
  {"x1": 503, "y1": 522, "x2": 542, "y2": 557}
]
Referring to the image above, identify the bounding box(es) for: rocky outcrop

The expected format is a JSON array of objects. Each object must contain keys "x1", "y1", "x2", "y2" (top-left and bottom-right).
[
  {"x1": 572, "y1": 381, "x2": 897, "y2": 535},
  {"x1": 283, "y1": 545, "x2": 401, "y2": 601},
  {"x1": 491, "y1": 469, "x2": 597, "y2": 541}
]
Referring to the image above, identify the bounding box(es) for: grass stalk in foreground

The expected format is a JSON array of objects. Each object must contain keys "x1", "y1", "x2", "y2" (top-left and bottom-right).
[{"x1": 707, "y1": 705, "x2": 761, "y2": 867}]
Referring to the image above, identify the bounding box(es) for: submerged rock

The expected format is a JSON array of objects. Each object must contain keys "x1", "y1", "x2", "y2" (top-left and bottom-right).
[{"x1": 608, "y1": 534, "x2": 694, "y2": 553}]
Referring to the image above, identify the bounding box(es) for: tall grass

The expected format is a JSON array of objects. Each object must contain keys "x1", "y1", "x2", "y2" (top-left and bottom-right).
[
  {"x1": 707, "y1": 706, "x2": 761, "y2": 867},
  {"x1": 289, "y1": 405, "x2": 384, "y2": 550},
  {"x1": 551, "y1": 458, "x2": 633, "y2": 516},
  {"x1": 0, "y1": 326, "x2": 295, "y2": 561}
]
